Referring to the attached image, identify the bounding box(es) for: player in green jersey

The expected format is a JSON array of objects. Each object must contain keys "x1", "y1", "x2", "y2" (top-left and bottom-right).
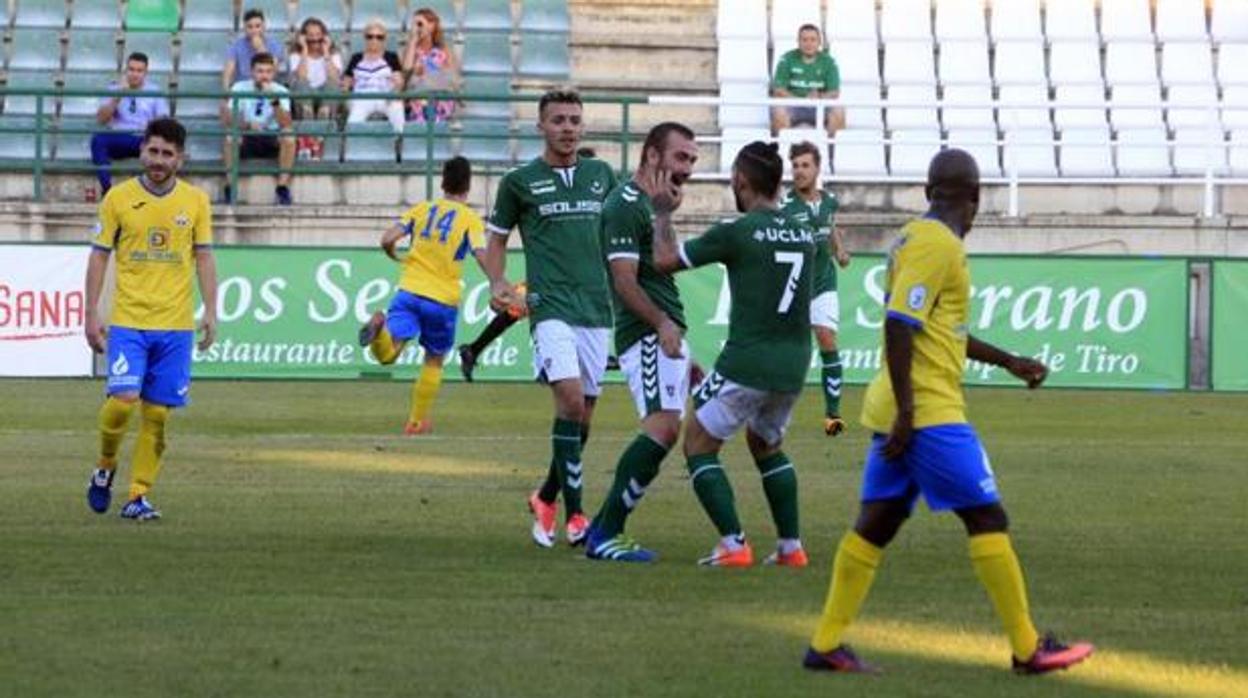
[
  {"x1": 582, "y1": 122, "x2": 701, "y2": 562},
  {"x1": 652, "y1": 141, "x2": 816, "y2": 567},
  {"x1": 481, "y1": 90, "x2": 618, "y2": 549},
  {"x1": 780, "y1": 141, "x2": 851, "y2": 436}
]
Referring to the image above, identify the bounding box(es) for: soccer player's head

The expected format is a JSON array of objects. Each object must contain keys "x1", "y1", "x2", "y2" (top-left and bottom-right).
[
  {"x1": 140, "y1": 118, "x2": 186, "y2": 184},
  {"x1": 731, "y1": 141, "x2": 783, "y2": 212},
  {"x1": 537, "y1": 89, "x2": 584, "y2": 161},
  {"x1": 243, "y1": 8, "x2": 266, "y2": 37},
  {"x1": 798, "y1": 24, "x2": 822, "y2": 57},
  {"x1": 789, "y1": 140, "x2": 822, "y2": 193},
  {"x1": 641, "y1": 122, "x2": 698, "y2": 186},
  {"x1": 925, "y1": 148, "x2": 981, "y2": 235},
  {"x1": 250, "y1": 52, "x2": 277, "y2": 86},
  {"x1": 124, "y1": 52, "x2": 149, "y2": 88},
  {"x1": 441, "y1": 156, "x2": 472, "y2": 198}
]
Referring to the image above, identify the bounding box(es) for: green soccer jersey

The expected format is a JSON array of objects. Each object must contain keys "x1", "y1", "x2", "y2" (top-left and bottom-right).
[
  {"x1": 602, "y1": 181, "x2": 686, "y2": 355},
  {"x1": 781, "y1": 190, "x2": 840, "y2": 295},
  {"x1": 772, "y1": 49, "x2": 840, "y2": 97},
  {"x1": 682, "y1": 207, "x2": 815, "y2": 392},
  {"x1": 488, "y1": 156, "x2": 619, "y2": 327}
]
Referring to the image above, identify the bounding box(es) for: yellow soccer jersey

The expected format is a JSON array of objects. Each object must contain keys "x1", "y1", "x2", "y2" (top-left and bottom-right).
[
  {"x1": 91, "y1": 178, "x2": 213, "y2": 331},
  {"x1": 396, "y1": 198, "x2": 485, "y2": 306},
  {"x1": 861, "y1": 217, "x2": 971, "y2": 433}
]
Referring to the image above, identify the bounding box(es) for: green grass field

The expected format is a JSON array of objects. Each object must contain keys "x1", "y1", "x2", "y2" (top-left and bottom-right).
[{"x1": 2, "y1": 379, "x2": 1247, "y2": 697}]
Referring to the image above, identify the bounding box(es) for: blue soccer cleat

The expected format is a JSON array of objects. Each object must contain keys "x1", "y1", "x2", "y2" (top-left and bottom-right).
[
  {"x1": 119, "y1": 496, "x2": 161, "y2": 521},
  {"x1": 86, "y1": 467, "x2": 115, "y2": 514},
  {"x1": 585, "y1": 526, "x2": 657, "y2": 563}
]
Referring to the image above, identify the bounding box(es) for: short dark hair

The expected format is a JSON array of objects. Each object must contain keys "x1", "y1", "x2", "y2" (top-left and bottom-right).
[
  {"x1": 576, "y1": 146, "x2": 597, "y2": 158},
  {"x1": 538, "y1": 89, "x2": 582, "y2": 117},
  {"x1": 642, "y1": 121, "x2": 695, "y2": 163},
  {"x1": 143, "y1": 117, "x2": 187, "y2": 151},
  {"x1": 798, "y1": 23, "x2": 821, "y2": 37},
  {"x1": 442, "y1": 156, "x2": 472, "y2": 196},
  {"x1": 125, "y1": 52, "x2": 149, "y2": 66},
  {"x1": 789, "y1": 140, "x2": 822, "y2": 167},
  {"x1": 251, "y1": 52, "x2": 276, "y2": 68},
  {"x1": 926, "y1": 148, "x2": 980, "y2": 203},
  {"x1": 243, "y1": 8, "x2": 265, "y2": 24},
  {"x1": 734, "y1": 141, "x2": 783, "y2": 199}
]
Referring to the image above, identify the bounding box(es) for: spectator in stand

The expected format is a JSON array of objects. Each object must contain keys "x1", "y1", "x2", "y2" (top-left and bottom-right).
[
  {"x1": 223, "y1": 8, "x2": 287, "y2": 92},
  {"x1": 223, "y1": 53, "x2": 296, "y2": 205},
  {"x1": 770, "y1": 24, "x2": 844, "y2": 136},
  {"x1": 401, "y1": 7, "x2": 459, "y2": 124},
  {"x1": 343, "y1": 18, "x2": 406, "y2": 131},
  {"x1": 289, "y1": 17, "x2": 343, "y2": 121},
  {"x1": 90, "y1": 52, "x2": 170, "y2": 195}
]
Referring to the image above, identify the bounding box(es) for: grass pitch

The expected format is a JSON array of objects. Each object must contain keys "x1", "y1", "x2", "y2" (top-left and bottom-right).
[{"x1": 2, "y1": 379, "x2": 1247, "y2": 698}]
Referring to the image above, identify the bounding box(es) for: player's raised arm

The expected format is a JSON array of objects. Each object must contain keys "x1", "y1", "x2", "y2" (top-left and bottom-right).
[
  {"x1": 647, "y1": 170, "x2": 685, "y2": 274},
  {"x1": 968, "y1": 335, "x2": 1048, "y2": 389}
]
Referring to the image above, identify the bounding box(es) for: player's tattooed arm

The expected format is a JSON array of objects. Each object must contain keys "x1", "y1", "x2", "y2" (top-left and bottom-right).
[
  {"x1": 968, "y1": 335, "x2": 1048, "y2": 389},
  {"x1": 646, "y1": 169, "x2": 685, "y2": 274},
  {"x1": 882, "y1": 317, "x2": 917, "y2": 459}
]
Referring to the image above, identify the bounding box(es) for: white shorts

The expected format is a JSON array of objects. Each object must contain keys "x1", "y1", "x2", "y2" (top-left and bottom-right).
[
  {"x1": 810, "y1": 290, "x2": 840, "y2": 331},
  {"x1": 692, "y1": 370, "x2": 800, "y2": 446},
  {"x1": 531, "y1": 319, "x2": 610, "y2": 398},
  {"x1": 619, "y1": 334, "x2": 691, "y2": 419}
]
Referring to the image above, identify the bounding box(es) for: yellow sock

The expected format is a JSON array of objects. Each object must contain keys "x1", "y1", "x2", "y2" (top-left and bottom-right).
[
  {"x1": 98, "y1": 397, "x2": 137, "y2": 469},
  {"x1": 409, "y1": 363, "x2": 444, "y2": 424},
  {"x1": 969, "y1": 532, "x2": 1041, "y2": 660},
  {"x1": 128, "y1": 402, "x2": 169, "y2": 501},
  {"x1": 370, "y1": 325, "x2": 401, "y2": 364},
  {"x1": 810, "y1": 531, "x2": 883, "y2": 652}
]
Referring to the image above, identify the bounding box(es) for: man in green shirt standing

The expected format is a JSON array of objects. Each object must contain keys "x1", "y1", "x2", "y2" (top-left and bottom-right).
[
  {"x1": 772, "y1": 24, "x2": 844, "y2": 136},
  {"x1": 482, "y1": 90, "x2": 618, "y2": 550},
  {"x1": 652, "y1": 142, "x2": 816, "y2": 568}
]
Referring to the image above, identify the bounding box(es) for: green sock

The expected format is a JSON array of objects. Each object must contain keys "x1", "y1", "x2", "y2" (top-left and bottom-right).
[
  {"x1": 537, "y1": 458, "x2": 560, "y2": 503},
  {"x1": 821, "y1": 350, "x2": 843, "y2": 416},
  {"x1": 756, "y1": 452, "x2": 799, "y2": 539},
  {"x1": 552, "y1": 418, "x2": 584, "y2": 517},
  {"x1": 593, "y1": 434, "x2": 669, "y2": 538},
  {"x1": 687, "y1": 453, "x2": 741, "y2": 536}
]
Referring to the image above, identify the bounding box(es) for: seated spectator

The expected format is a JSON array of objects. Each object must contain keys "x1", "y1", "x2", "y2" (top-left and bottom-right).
[
  {"x1": 771, "y1": 24, "x2": 845, "y2": 136},
  {"x1": 401, "y1": 7, "x2": 459, "y2": 124},
  {"x1": 343, "y1": 19, "x2": 405, "y2": 132},
  {"x1": 90, "y1": 52, "x2": 170, "y2": 194},
  {"x1": 289, "y1": 17, "x2": 343, "y2": 120},
  {"x1": 223, "y1": 53, "x2": 295, "y2": 205},
  {"x1": 223, "y1": 8, "x2": 287, "y2": 93}
]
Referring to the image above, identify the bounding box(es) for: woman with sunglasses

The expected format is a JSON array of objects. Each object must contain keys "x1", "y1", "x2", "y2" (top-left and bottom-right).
[
  {"x1": 342, "y1": 18, "x2": 406, "y2": 132},
  {"x1": 401, "y1": 7, "x2": 459, "y2": 124}
]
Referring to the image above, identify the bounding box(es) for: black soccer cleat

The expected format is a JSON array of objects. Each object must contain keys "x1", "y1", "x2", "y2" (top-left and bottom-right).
[{"x1": 457, "y1": 344, "x2": 477, "y2": 382}]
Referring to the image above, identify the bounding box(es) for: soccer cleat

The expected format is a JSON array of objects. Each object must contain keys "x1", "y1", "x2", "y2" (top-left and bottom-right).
[
  {"x1": 457, "y1": 344, "x2": 477, "y2": 382},
  {"x1": 585, "y1": 528, "x2": 657, "y2": 562},
  {"x1": 1012, "y1": 634, "x2": 1094, "y2": 675},
  {"x1": 86, "y1": 467, "x2": 115, "y2": 514},
  {"x1": 698, "y1": 540, "x2": 755, "y2": 567},
  {"x1": 403, "y1": 419, "x2": 433, "y2": 436},
  {"x1": 824, "y1": 415, "x2": 846, "y2": 437},
  {"x1": 358, "y1": 311, "x2": 386, "y2": 347},
  {"x1": 803, "y1": 644, "x2": 879, "y2": 674},
  {"x1": 119, "y1": 496, "x2": 161, "y2": 521},
  {"x1": 762, "y1": 547, "x2": 809, "y2": 567},
  {"x1": 275, "y1": 185, "x2": 292, "y2": 206},
  {"x1": 528, "y1": 490, "x2": 557, "y2": 548},
  {"x1": 565, "y1": 513, "x2": 590, "y2": 547}
]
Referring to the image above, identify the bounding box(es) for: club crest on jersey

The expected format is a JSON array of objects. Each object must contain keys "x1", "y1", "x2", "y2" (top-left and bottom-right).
[
  {"x1": 174, "y1": 212, "x2": 191, "y2": 228},
  {"x1": 590, "y1": 180, "x2": 605, "y2": 196}
]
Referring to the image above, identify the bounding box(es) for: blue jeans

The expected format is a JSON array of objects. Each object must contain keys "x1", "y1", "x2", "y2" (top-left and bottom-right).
[{"x1": 90, "y1": 132, "x2": 142, "y2": 191}]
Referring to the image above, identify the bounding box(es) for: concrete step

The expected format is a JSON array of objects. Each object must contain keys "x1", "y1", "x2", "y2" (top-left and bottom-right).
[{"x1": 570, "y1": 0, "x2": 716, "y2": 41}]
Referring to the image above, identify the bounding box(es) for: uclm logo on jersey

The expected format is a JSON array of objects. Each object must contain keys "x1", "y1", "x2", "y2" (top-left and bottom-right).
[{"x1": 0, "y1": 284, "x2": 86, "y2": 341}]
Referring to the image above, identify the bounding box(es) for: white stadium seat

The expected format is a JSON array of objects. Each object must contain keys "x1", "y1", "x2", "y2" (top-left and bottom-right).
[
  {"x1": 1167, "y1": 85, "x2": 1221, "y2": 128},
  {"x1": 717, "y1": 0, "x2": 767, "y2": 39},
  {"x1": 1100, "y1": 0, "x2": 1153, "y2": 42},
  {"x1": 1229, "y1": 130, "x2": 1248, "y2": 175},
  {"x1": 939, "y1": 40, "x2": 990, "y2": 84},
  {"x1": 830, "y1": 40, "x2": 881, "y2": 85},
  {"x1": 1116, "y1": 128, "x2": 1172, "y2": 176},
  {"x1": 935, "y1": 0, "x2": 986, "y2": 41},
  {"x1": 1172, "y1": 127, "x2": 1228, "y2": 175},
  {"x1": 833, "y1": 128, "x2": 887, "y2": 175},
  {"x1": 946, "y1": 128, "x2": 1002, "y2": 176},
  {"x1": 883, "y1": 40, "x2": 936, "y2": 85},
  {"x1": 1054, "y1": 85, "x2": 1108, "y2": 130},
  {"x1": 942, "y1": 85, "x2": 996, "y2": 129},
  {"x1": 1110, "y1": 84, "x2": 1165, "y2": 129},
  {"x1": 989, "y1": 0, "x2": 1042, "y2": 42},
  {"x1": 1217, "y1": 45, "x2": 1248, "y2": 86},
  {"x1": 1211, "y1": 0, "x2": 1248, "y2": 42},
  {"x1": 778, "y1": 128, "x2": 832, "y2": 176},
  {"x1": 889, "y1": 129, "x2": 943, "y2": 176},
  {"x1": 719, "y1": 127, "x2": 771, "y2": 173},
  {"x1": 826, "y1": 0, "x2": 877, "y2": 41},
  {"x1": 880, "y1": 0, "x2": 932, "y2": 41},
  {"x1": 992, "y1": 41, "x2": 1045, "y2": 84},
  {"x1": 771, "y1": 0, "x2": 822, "y2": 45},
  {"x1": 840, "y1": 82, "x2": 885, "y2": 128},
  {"x1": 886, "y1": 84, "x2": 940, "y2": 129},
  {"x1": 1155, "y1": 0, "x2": 1208, "y2": 41},
  {"x1": 717, "y1": 38, "x2": 769, "y2": 82},
  {"x1": 1049, "y1": 42, "x2": 1103, "y2": 87},
  {"x1": 997, "y1": 84, "x2": 1052, "y2": 130},
  {"x1": 1003, "y1": 128, "x2": 1057, "y2": 176},
  {"x1": 1104, "y1": 42, "x2": 1159, "y2": 86},
  {"x1": 1044, "y1": 0, "x2": 1097, "y2": 41},
  {"x1": 718, "y1": 81, "x2": 769, "y2": 129},
  {"x1": 1161, "y1": 41, "x2": 1215, "y2": 87},
  {"x1": 1223, "y1": 86, "x2": 1248, "y2": 129},
  {"x1": 1060, "y1": 127, "x2": 1114, "y2": 176}
]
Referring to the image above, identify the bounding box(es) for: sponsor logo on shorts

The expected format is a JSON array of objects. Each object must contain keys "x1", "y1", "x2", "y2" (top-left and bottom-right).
[{"x1": 111, "y1": 352, "x2": 130, "y2": 376}]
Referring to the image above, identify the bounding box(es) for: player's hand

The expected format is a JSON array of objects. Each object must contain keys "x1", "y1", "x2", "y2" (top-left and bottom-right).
[
  {"x1": 489, "y1": 279, "x2": 516, "y2": 312},
  {"x1": 644, "y1": 169, "x2": 683, "y2": 214},
  {"x1": 689, "y1": 360, "x2": 706, "y2": 389},
  {"x1": 1007, "y1": 356, "x2": 1048, "y2": 389},
  {"x1": 85, "y1": 315, "x2": 107, "y2": 353},
  {"x1": 882, "y1": 410, "x2": 914, "y2": 460},
  {"x1": 656, "y1": 317, "x2": 684, "y2": 359},
  {"x1": 833, "y1": 227, "x2": 851, "y2": 268},
  {"x1": 197, "y1": 315, "x2": 217, "y2": 351}
]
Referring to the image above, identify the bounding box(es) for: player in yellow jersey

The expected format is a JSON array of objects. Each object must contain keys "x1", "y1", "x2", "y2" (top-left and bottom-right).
[
  {"x1": 358, "y1": 156, "x2": 488, "y2": 434},
  {"x1": 804, "y1": 150, "x2": 1094, "y2": 675},
  {"x1": 84, "y1": 117, "x2": 218, "y2": 521}
]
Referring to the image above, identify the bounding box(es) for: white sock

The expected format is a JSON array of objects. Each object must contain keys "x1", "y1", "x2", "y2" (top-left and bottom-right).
[
  {"x1": 778, "y1": 538, "x2": 803, "y2": 554},
  {"x1": 720, "y1": 533, "x2": 746, "y2": 551}
]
